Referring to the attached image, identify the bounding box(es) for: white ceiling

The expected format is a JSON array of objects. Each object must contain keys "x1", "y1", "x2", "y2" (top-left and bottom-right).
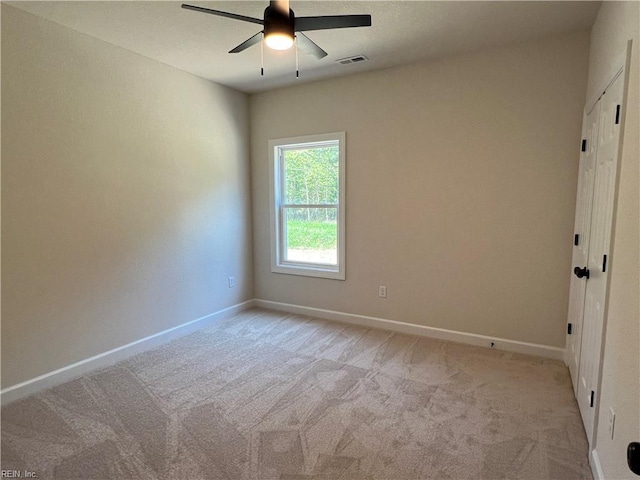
[{"x1": 8, "y1": 1, "x2": 600, "y2": 93}]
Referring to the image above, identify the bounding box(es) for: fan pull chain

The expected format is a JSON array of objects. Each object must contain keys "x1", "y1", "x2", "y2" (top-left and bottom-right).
[
  {"x1": 260, "y1": 32, "x2": 264, "y2": 76},
  {"x1": 295, "y1": 35, "x2": 299, "y2": 78}
]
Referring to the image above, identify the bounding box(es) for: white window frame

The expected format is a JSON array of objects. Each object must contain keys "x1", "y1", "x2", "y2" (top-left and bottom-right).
[{"x1": 269, "y1": 132, "x2": 346, "y2": 280}]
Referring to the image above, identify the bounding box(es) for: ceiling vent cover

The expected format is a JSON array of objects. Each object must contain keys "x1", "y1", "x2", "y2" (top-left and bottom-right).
[{"x1": 336, "y1": 55, "x2": 369, "y2": 65}]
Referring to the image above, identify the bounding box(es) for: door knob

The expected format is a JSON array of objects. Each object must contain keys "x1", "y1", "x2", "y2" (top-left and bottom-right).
[
  {"x1": 574, "y1": 266, "x2": 590, "y2": 279},
  {"x1": 629, "y1": 442, "x2": 640, "y2": 475}
]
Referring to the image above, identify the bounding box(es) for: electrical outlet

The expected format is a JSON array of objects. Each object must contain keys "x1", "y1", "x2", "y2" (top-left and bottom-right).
[
  {"x1": 609, "y1": 407, "x2": 615, "y2": 439},
  {"x1": 228, "y1": 276, "x2": 235, "y2": 288},
  {"x1": 378, "y1": 286, "x2": 387, "y2": 298}
]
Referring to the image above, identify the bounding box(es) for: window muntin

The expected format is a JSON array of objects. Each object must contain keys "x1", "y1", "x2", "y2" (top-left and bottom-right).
[{"x1": 269, "y1": 133, "x2": 345, "y2": 280}]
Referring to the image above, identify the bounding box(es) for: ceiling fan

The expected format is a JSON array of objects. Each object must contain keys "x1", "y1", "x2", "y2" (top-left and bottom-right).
[{"x1": 182, "y1": 1, "x2": 372, "y2": 75}]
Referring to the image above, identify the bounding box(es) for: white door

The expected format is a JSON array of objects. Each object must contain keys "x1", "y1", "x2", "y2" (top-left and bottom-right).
[
  {"x1": 566, "y1": 103, "x2": 599, "y2": 394},
  {"x1": 576, "y1": 70, "x2": 624, "y2": 446}
]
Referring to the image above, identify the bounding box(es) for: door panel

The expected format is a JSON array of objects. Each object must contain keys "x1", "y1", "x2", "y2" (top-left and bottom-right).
[
  {"x1": 567, "y1": 104, "x2": 599, "y2": 394},
  {"x1": 576, "y1": 71, "x2": 624, "y2": 447}
]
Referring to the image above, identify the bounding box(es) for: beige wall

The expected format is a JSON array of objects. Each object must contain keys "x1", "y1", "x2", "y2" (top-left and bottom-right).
[
  {"x1": 587, "y1": 2, "x2": 640, "y2": 478},
  {"x1": 1, "y1": 5, "x2": 253, "y2": 388},
  {"x1": 251, "y1": 31, "x2": 590, "y2": 348}
]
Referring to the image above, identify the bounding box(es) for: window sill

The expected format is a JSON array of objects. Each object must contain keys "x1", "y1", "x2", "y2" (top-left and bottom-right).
[{"x1": 271, "y1": 263, "x2": 345, "y2": 280}]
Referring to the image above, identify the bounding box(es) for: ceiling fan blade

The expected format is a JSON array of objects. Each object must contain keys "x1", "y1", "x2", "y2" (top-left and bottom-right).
[
  {"x1": 296, "y1": 33, "x2": 327, "y2": 59},
  {"x1": 295, "y1": 14, "x2": 371, "y2": 32},
  {"x1": 181, "y1": 4, "x2": 264, "y2": 25},
  {"x1": 229, "y1": 32, "x2": 263, "y2": 53}
]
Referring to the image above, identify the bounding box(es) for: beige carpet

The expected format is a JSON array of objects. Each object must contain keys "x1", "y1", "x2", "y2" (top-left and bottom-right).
[{"x1": 1, "y1": 308, "x2": 592, "y2": 479}]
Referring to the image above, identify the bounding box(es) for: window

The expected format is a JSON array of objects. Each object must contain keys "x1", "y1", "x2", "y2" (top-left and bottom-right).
[{"x1": 269, "y1": 132, "x2": 345, "y2": 280}]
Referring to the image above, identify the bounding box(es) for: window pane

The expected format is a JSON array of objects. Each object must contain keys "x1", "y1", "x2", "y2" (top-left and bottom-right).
[
  {"x1": 284, "y1": 207, "x2": 337, "y2": 265},
  {"x1": 283, "y1": 145, "x2": 339, "y2": 204}
]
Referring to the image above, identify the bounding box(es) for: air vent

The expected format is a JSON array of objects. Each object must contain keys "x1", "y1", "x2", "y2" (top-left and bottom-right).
[{"x1": 336, "y1": 55, "x2": 369, "y2": 65}]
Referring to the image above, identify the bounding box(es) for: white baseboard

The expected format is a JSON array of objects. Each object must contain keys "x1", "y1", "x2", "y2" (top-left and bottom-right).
[
  {"x1": 0, "y1": 300, "x2": 254, "y2": 406},
  {"x1": 1, "y1": 298, "x2": 565, "y2": 405},
  {"x1": 590, "y1": 448, "x2": 604, "y2": 480},
  {"x1": 254, "y1": 299, "x2": 565, "y2": 361}
]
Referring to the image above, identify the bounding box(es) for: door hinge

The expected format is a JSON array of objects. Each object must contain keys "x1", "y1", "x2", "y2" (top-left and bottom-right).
[
  {"x1": 590, "y1": 390, "x2": 595, "y2": 408},
  {"x1": 615, "y1": 105, "x2": 621, "y2": 124},
  {"x1": 581, "y1": 139, "x2": 587, "y2": 152},
  {"x1": 574, "y1": 234, "x2": 580, "y2": 246},
  {"x1": 567, "y1": 323, "x2": 573, "y2": 335},
  {"x1": 603, "y1": 254, "x2": 608, "y2": 273}
]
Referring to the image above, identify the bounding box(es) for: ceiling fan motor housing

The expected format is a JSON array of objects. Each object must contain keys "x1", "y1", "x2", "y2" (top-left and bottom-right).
[{"x1": 264, "y1": 5, "x2": 295, "y2": 40}]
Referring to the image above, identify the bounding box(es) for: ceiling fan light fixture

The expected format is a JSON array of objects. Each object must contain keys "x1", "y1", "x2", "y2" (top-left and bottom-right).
[
  {"x1": 263, "y1": 3, "x2": 294, "y2": 51},
  {"x1": 265, "y1": 32, "x2": 294, "y2": 50}
]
